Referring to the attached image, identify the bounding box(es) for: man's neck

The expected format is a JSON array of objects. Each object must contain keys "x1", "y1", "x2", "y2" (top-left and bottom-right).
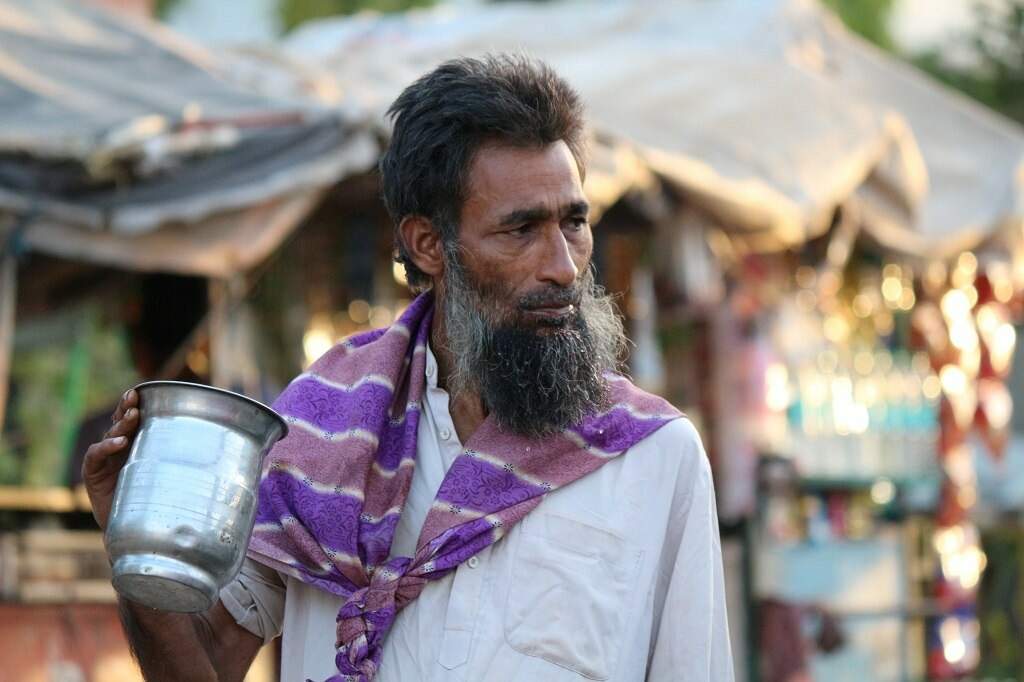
[{"x1": 430, "y1": 321, "x2": 488, "y2": 444}]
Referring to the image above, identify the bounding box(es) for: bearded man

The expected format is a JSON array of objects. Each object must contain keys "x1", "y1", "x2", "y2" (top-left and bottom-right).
[{"x1": 84, "y1": 54, "x2": 734, "y2": 682}]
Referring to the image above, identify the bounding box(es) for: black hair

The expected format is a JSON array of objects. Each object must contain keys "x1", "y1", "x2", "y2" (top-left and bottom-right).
[{"x1": 380, "y1": 53, "x2": 586, "y2": 291}]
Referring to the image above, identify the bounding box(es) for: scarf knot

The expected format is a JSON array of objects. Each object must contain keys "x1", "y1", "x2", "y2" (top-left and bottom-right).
[{"x1": 333, "y1": 557, "x2": 430, "y2": 680}]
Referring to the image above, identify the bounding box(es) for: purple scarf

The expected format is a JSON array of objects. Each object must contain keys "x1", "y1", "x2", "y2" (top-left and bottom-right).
[{"x1": 246, "y1": 293, "x2": 681, "y2": 681}]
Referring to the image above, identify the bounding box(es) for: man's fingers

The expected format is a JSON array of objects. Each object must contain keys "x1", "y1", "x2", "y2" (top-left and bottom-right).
[
  {"x1": 111, "y1": 389, "x2": 138, "y2": 424},
  {"x1": 103, "y1": 403, "x2": 140, "y2": 441},
  {"x1": 83, "y1": 436, "x2": 130, "y2": 473},
  {"x1": 107, "y1": 408, "x2": 140, "y2": 439},
  {"x1": 111, "y1": 396, "x2": 126, "y2": 423}
]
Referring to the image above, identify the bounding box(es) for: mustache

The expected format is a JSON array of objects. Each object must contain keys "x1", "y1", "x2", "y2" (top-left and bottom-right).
[{"x1": 517, "y1": 284, "x2": 582, "y2": 311}]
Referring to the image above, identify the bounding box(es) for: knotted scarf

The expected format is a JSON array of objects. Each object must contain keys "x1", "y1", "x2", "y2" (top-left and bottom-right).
[{"x1": 246, "y1": 292, "x2": 681, "y2": 681}]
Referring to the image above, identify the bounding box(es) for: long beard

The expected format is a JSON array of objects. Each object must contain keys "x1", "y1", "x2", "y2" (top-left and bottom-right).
[{"x1": 439, "y1": 248, "x2": 627, "y2": 439}]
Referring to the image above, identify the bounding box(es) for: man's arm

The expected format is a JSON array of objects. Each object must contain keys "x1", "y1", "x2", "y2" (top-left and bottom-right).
[
  {"x1": 646, "y1": 427, "x2": 735, "y2": 681},
  {"x1": 119, "y1": 597, "x2": 262, "y2": 682}
]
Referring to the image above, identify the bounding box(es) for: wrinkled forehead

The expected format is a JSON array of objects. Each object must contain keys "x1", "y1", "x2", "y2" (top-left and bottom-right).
[{"x1": 462, "y1": 141, "x2": 586, "y2": 225}]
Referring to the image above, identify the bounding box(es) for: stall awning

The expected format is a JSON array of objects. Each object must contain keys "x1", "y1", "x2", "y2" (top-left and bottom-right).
[
  {"x1": 0, "y1": 0, "x2": 377, "y2": 274},
  {"x1": 276, "y1": 0, "x2": 1023, "y2": 259}
]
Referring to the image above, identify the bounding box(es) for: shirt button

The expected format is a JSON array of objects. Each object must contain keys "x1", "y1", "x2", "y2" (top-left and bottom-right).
[
  {"x1": 440, "y1": 428, "x2": 451, "y2": 441},
  {"x1": 467, "y1": 556, "x2": 480, "y2": 569},
  {"x1": 426, "y1": 365, "x2": 435, "y2": 378}
]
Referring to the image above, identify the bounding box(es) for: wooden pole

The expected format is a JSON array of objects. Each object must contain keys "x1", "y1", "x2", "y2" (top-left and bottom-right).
[{"x1": 0, "y1": 252, "x2": 15, "y2": 429}]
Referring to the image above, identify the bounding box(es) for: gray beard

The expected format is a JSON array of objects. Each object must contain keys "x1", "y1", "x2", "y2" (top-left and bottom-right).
[{"x1": 439, "y1": 246, "x2": 627, "y2": 439}]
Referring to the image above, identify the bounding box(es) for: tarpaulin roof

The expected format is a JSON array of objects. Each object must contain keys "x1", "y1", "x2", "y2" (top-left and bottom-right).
[
  {"x1": 0, "y1": 0, "x2": 377, "y2": 276},
  {"x1": 279, "y1": 0, "x2": 1024, "y2": 260}
]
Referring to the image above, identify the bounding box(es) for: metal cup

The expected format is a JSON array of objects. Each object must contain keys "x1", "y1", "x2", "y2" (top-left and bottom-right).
[{"x1": 106, "y1": 381, "x2": 287, "y2": 613}]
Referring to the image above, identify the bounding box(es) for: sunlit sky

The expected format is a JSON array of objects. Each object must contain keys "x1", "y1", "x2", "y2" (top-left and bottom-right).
[
  {"x1": 889, "y1": 0, "x2": 979, "y2": 52},
  {"x1": 164, "y1": 0, "x2": 990, "y2": 50},
  {"x1": 166, "y1": 0, "x2": 278, "y2": 45}
]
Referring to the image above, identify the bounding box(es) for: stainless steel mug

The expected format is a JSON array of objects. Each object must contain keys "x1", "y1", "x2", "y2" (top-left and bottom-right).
[{"x1": 106, "y1": 381, "x2": 287, "y2": 612}]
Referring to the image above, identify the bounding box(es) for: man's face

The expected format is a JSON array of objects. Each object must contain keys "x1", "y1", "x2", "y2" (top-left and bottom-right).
[
  {"x1": 435, "y1": 141, "x2": 626, "y2": 438},
  {"x1": 447, "y1": 140, "x2": 593, "y2": 327}
]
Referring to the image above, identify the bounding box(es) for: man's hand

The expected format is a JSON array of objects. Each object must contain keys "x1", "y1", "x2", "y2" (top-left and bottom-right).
[
  {"x1": 82, "y1": 388, "x2": 140, "y2": 531},
  {"x1": 81, "y1": 387, "x2": 262, "y2": 681}
]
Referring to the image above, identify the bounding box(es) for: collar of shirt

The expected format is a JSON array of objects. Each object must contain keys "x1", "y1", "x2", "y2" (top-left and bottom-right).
[
  {"x1": 424, "y1": 339, "x2": 440, "y2": 389},
  {"x1": 422, "y1": 341, "x2": 462, "y2": 470}
]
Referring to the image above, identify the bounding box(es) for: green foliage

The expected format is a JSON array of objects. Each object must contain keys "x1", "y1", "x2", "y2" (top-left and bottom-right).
[
  {"x1": 821, "y1": 0, "x2": 895, "y2": 50},
  {"x1": 912, "y1": 1, "x2": 1024, "y2": 124},
  {"x1": 978, "y1": 526, "x2": 1024, "y2": 678},
  {"x1": 279, "y1": 0, "x2": 438, "y2": 33},
  {"x1": 823, "y1": 0, "x2": 1024, "y2": 125},
  {"x1": 154, "y1": 0, "x2": 183, "y2": 19},
  {"x1": 0, "y1": 306, "x2": 138, "y2": 487}
]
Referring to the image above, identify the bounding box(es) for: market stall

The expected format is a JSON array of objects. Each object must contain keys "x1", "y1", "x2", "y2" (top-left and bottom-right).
[
  {"x1": 0, "y1": 2, "x2": 376, "y2": 678},
  {"x1": 710, "y1": 229, "x2": 1021, "y2": 679},
  {"x1": 0, "y1": 0, "x2": 378, "y2": 475}
]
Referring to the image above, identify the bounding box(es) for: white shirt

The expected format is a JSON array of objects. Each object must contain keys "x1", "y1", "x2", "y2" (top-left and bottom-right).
[{"x1": 221, "y1": 347, "x2": 734, "y2": 681}]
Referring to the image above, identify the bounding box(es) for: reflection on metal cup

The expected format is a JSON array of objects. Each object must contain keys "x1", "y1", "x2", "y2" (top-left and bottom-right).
[{"x1": 106, "y1": 381, "x2": 287, "y2": 613}]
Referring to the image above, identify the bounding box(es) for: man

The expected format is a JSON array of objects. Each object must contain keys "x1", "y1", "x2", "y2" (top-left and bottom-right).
[{"x1": 84, "y1": 55, "x2": 734, "y2": 682}]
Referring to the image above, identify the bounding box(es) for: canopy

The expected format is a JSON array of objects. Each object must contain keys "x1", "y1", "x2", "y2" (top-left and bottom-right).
[
  {"x1": 0, "y1": 0, "x2": 377, "y2": 276},
  {"x1": 279, "y1": 0, "x2": 1024, "y2": 259},
  {"x1": 0, "y1": 0, "x2": 382, "y2": 423}
]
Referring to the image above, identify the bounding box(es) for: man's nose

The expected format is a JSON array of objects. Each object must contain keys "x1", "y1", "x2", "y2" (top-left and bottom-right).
[{"x1": 537, "y1": 226, "x2": 579, "y2": 288}]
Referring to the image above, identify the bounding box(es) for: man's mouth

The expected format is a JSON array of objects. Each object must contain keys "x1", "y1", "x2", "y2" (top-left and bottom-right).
[
  {"x1": 525, "y1": 304, "x2": 575, "y2": 319},
  {"x1": 520, "y1": 303, "x2": 579, "y2": 328}
]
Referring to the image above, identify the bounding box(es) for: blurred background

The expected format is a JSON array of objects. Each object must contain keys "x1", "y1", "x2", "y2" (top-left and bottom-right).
[{"x1": 1, "y1": 0, "x2": 1023, "y2": 679}]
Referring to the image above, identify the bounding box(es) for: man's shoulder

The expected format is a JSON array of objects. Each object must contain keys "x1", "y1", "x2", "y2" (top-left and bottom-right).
[
  {"x1": 628, "y1": 414, "x2": 712, "y2": 505},
  {"x1": 641, "y1": 414, "x2": 701, "y2": 449},
  {"x1": 634, "y1": 415, "x2": 705, "y2": 466},
  {"x1": 603, "y1": 374, "x2": 705, "y2": 472}
]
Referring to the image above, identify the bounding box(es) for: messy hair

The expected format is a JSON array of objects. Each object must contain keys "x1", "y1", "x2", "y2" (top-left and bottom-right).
[{"x1": 380, "y1": 53, "x2": 587, "y2": 291}]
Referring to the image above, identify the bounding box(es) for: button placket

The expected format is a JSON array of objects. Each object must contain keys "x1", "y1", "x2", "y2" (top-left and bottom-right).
[{"x1": 437, "y1": 553, "x2": 485, "y2": 670}]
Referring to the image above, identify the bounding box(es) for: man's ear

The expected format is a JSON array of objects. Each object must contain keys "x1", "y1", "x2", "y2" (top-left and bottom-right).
[{"x1": 399, "y1": 215, "x2": 444, "y2": 278}]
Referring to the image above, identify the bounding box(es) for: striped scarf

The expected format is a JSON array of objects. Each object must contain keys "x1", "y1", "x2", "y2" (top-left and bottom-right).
[{"x1": 247, "y1": 292, "x2": 681, "y2": 681}]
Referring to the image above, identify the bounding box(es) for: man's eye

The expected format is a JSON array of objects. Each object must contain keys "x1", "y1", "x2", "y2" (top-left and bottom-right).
[
  {"x1": 507, "y1": 224, "x2": 533, "y2": 236},
  {"x1": 566, "y1": 217, "x2": 589, "y2": 231}
]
